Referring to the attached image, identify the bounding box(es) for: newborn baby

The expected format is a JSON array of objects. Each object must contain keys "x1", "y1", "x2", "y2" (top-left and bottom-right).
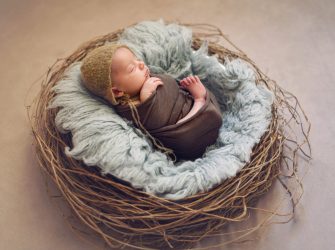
[{"x1": 80, "y1": 44, "x2": 223, "y2": 161}]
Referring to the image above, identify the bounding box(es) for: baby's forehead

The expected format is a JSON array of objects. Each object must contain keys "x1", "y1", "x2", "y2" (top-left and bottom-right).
[
  {"x1": 112, "y1": 48, "x2": 135, "y2": 68},
  {"x1": 115, "y1": 47, "x2": 135, "y2": 60}
]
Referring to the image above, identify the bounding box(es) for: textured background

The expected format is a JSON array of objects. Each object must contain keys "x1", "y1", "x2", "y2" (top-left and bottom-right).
[{"x1": 0, "y1": 0, "x2": 334, "y2": 249}]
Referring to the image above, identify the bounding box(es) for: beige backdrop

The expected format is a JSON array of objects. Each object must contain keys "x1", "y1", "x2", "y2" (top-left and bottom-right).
[{"x1": 1, "y1": 0, "x2": 334, "y2": 249}]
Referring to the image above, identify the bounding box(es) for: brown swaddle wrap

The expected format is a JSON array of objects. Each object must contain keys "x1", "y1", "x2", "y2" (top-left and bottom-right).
[{"x1": 114, "y1": 73, "x2": 223, "y2": 160}]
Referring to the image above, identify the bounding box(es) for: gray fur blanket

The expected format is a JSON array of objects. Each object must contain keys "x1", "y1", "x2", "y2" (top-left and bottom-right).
[{"x1": 49, "y1": 20, "x2": 274, "y2": 200}]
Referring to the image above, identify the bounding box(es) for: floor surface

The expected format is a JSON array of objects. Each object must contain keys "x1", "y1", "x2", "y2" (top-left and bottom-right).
[{"x1": 1, "y1": 0, "x2": 334, "y2": 249}]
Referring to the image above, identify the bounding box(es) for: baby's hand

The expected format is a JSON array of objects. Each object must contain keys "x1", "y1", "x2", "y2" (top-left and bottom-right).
[
  {"x1": 180, "y1": 75, "x2": 206, "y2": 101},
  {"x1": 140, "y1": 77, "x2": 163, "y2": 102}
]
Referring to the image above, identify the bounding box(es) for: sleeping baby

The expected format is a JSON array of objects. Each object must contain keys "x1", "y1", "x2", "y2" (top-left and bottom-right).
[{"x1": 80, "y1": 44, "x2": 223, "y2": 161}]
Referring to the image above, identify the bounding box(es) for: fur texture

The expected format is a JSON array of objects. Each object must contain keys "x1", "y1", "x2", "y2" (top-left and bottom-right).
[{"x1": 49, "y1": 19, "x2": 274, "y2": 200}]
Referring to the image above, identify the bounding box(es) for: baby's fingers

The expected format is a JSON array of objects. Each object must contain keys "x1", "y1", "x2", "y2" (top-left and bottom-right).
[
  {"x1": 152, "y1": 79, "x2": 163, "y2": 86},
  {"x1": 186, "y1": 77, "x2": 194, "y2": 85},
  {"x1": 191, "y1": 76, "x2": 198, "y2": 83},
  {"x1": 152, "y1": 78, "x2": 162, "y2": 83},
  {"x1": 180, "y1": 79, "x2": 189, "y2": 86},
  {"x1": 180, "y1": 84, "x2": 187, "y2": 90}
]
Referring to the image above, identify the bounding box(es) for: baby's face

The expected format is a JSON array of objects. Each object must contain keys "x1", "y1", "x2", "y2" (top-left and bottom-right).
[{"x1": 110, "y1": 47, "x2": 150, "y2": 98}]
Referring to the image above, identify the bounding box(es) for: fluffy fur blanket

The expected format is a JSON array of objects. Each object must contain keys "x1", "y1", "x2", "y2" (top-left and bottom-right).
[{"x1": 49, "y1": 19, "x2": 274, "y2": 200}]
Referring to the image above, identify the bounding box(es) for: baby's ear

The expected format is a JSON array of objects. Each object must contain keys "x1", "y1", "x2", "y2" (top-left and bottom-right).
[{"x1": 110, "y1": 87, "x2": 124, "y2": 97}]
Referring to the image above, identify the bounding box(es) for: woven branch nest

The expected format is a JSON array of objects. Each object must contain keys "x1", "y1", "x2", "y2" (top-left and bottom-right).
[{"x1": 28, "y1": 21, "x2": 311, "y2": 250}]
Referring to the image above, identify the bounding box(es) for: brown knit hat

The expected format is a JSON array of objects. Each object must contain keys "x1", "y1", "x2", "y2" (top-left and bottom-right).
[{"x1": 80, "y1": 43, "x2": 131, "y2": 105}]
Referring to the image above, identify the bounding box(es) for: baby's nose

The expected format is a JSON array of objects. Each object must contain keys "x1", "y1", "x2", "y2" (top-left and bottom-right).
[{"x1": 138, "y1": 61, "x2": 144, "y2": 69}]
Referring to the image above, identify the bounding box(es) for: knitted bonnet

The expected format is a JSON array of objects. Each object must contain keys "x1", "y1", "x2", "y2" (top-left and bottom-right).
[{"x1": 80, "y1": 43, "x2": 131, "y2": 105}]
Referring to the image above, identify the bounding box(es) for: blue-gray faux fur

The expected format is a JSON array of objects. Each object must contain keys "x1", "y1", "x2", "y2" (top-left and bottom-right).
[{"x1": 49, "y1": 19, "x2": 274, "y2": 200}]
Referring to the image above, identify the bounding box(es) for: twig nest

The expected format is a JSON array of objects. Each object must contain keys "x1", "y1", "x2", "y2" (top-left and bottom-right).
[{"x1": 28, "y1": 21, "x2": 311, "y2": 249}]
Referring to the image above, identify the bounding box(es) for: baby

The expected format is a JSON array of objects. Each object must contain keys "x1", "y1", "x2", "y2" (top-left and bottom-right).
[{"x1": 80, "y1": 44, "x2": 223, "y2": 161}]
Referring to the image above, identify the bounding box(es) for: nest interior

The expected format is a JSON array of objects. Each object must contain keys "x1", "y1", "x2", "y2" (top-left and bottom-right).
[{"x1": 28, "y1": 22, "x2": 311, "y2": 250}]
